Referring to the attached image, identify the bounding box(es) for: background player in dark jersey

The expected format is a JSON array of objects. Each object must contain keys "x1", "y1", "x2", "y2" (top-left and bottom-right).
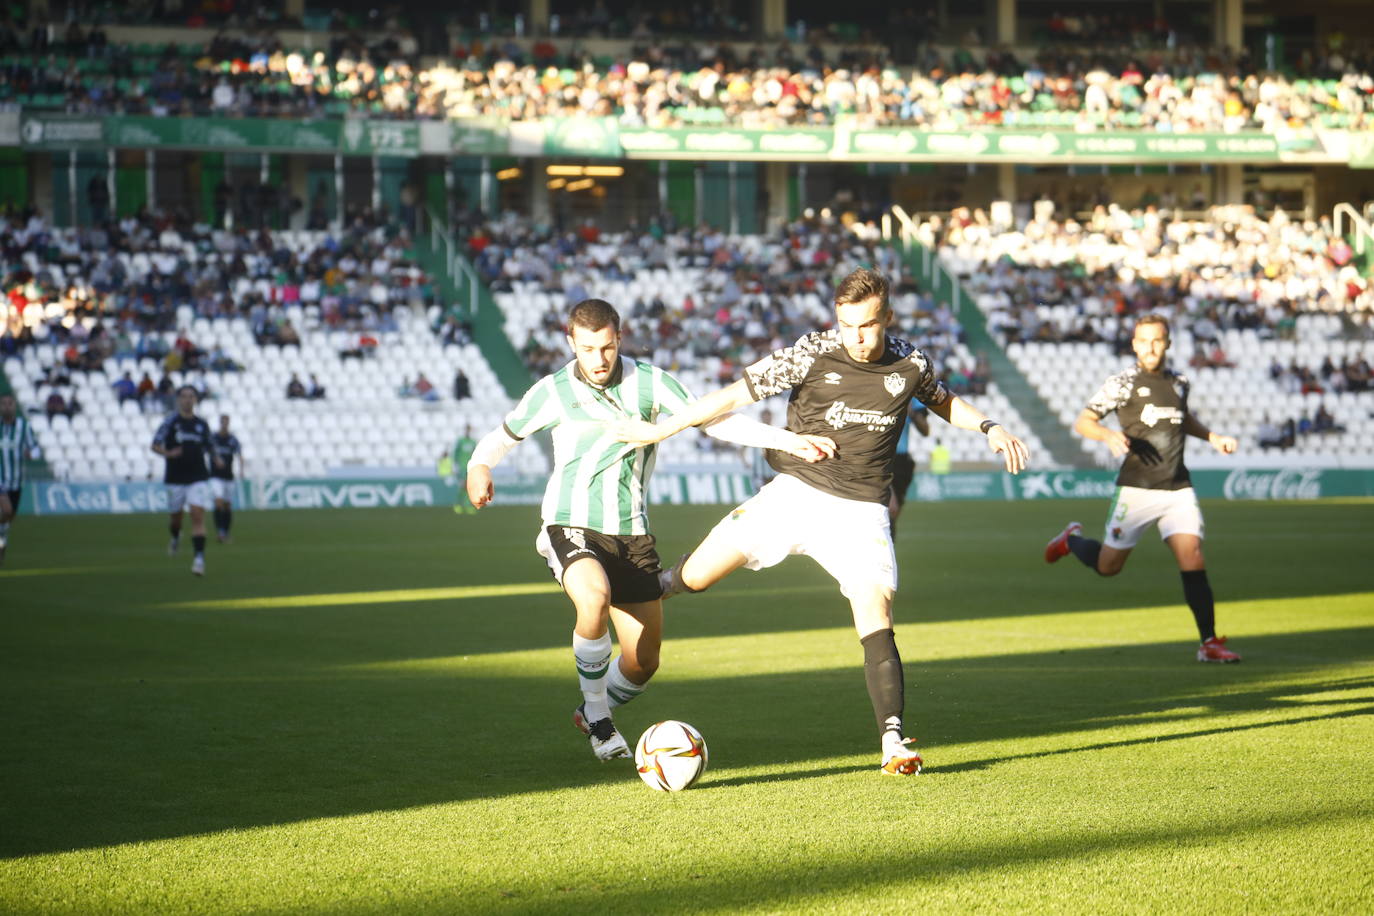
[
  {"x1": 152, "y1": 386, "x2": 213, "y2": 576},
  {"x1": 613, "y1": 268, "x2": 1030, "y2": 776},
  {"x1": 208, "y1": 414, "x2": 243, "y2": 543},
  {"x1": 889, "y1": 404, "x2": 930, "y2": 535},
  {"x1": 1044, "y1": 314, "x2": 1241, "y2": 663}
]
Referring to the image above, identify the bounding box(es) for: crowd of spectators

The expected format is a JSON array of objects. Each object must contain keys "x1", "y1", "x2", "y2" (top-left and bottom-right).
[
  {"x1": 4, "y1": 25, "x2": 1372, "y2": 133},
  {"x1": 462, "y1": 210, "x2": 989, "y2": 397},
  {"x1": 925, "y1": 203, "x2": 1372, "y2": 355},
  {"x1": 0, "y1": 205, "x2": 425, "y2": 367}
]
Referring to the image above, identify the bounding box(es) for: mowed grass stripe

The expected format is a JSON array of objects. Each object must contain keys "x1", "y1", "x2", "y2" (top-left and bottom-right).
[{"x1": 1, "y1": 501, "x2": 1371, "y2": 913}]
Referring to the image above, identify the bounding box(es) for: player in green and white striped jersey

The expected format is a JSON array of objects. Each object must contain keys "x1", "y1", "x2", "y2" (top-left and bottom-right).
[
  {"x1": 466, "y1": 298, "x2": 835, "y2": 762},
  {"x1": 0, "y1": 393, "x2": 42, "y2": 567}
]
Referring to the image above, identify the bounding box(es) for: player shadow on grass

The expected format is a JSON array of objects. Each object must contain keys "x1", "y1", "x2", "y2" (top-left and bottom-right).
[{"x1": 6, "y1": 627, "x2": 1371, "y2": 857}]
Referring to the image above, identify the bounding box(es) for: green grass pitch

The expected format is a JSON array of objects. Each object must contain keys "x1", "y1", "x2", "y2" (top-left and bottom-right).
[{"x1": 2, "y1": 499, "x2": 1372, "y2": 913}]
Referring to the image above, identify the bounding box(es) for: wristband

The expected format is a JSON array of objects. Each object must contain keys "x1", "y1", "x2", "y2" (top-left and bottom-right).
[{"x1": 979, "y1": 419, "x2": 1000, "y2": 435}]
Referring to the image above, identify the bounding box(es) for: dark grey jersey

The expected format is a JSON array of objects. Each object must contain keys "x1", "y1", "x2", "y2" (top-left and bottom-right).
[
  {"x1": 1086, "y1": 365, "x2": 1192, "y2": 490},
  {"x1": 743, "y1": 329, "x2": 951, "y2": 504},
  {"x1": 153, "y1": 414, "x2": 212, "y2": 485}
]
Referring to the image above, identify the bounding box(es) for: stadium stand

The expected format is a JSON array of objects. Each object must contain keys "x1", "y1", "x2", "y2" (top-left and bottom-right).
[
  {"x1": 4, "y1": 35, "x2": 1371, "y2": 132},
  {"x1": 473, "y1": 215, "x2": 1047, "y2": 469},
  {"x1": 920, "y1": 205, "x2": 1374, "y2": 469}
]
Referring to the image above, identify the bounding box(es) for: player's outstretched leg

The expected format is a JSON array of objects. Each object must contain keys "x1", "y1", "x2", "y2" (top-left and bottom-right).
[
  {"x1": 571, "y1": 631, "x2": 628, "y2": 760},
  {"x1": 863, "y1": 628, "x2": 923, "y2": 776},
  {"x1": 1044, "y1": 521, "x2": 1083, "y2": 563}
]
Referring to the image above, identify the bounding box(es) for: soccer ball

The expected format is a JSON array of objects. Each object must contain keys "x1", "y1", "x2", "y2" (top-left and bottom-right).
[{"x1": 634, "y1": 720, "x2": 708, "y2": 792}]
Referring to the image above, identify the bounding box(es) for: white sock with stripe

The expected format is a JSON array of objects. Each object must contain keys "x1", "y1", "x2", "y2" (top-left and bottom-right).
[
  {"x1": 606, "y1": 658, "x2": 646, "y2": 709},
  {"x1": 572, "y1": 631, "x2": 613, "y2": 721}
]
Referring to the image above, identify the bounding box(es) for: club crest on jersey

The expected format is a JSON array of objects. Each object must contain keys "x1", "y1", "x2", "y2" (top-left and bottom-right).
[
  {"x1": 884, "y1": 372, "x2": 906, "y2": 397},
  {"x1": 1137, "y1": 387, "x2": 1151, "y2": 396}
]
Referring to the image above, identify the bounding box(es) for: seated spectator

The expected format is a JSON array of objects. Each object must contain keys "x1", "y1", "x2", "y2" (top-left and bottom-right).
[
  {"x1": 1279, "y1": 417, "x2": 1297, "y2": 449},
  {"x1": 285, "y1": 373, "x2": 307, "y2": 399},
  {"x1": 45, "y1": 390, "x2": 69, "y2": 420},
  {"x1": 1313, "y1": 403, "x2": 1346, "y2": 434},
  {"x1": 453, "y1": 369, "x2": 471, "y2": 400},
  {"x1": 112, "y1": 371, "x2": 138, "y2": 403},
  {"x1": 306, "y1": 374, "x2": 326, "y2": 400},
  {"x1": 402, "y1": 373, "x2": 440, "y2": 402},
  {"x1": 277, "y1": 319, "x2": 301, "y2": 349},
  {"x1": 1297, "y1": 412, "x2": 1314, "y2": 436},
  {"x1": 136, "y1": 372, "x2": 157, "y2": 404},
  {"x1": 1257, "y1": 415, "x2": 1286, "y2": 451}
]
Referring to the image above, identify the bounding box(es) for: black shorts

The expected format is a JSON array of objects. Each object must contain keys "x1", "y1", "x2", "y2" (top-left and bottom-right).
[
  {"x1": 891, "y1": 455, "x2": 916, "y2": 507},
  {"x1": 4, "y1": 488, "x2": 19, "y2": 513},
  {"x1": 540, "y1": 525, "x2": 663, "y2": 605}
]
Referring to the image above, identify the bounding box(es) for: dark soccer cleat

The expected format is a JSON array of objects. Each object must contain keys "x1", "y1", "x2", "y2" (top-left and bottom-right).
[
  {"x1": 1197, "y1": 635, "x2": 1240, "y2": 663},
  {"x1": 1044, "y1": 521, "x2": 1083, "y2": 564}
]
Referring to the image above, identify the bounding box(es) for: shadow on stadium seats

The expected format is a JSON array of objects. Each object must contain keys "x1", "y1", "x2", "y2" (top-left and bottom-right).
[{"x1": 4, "y1": 626, "x2": 1369, "y2": 858}]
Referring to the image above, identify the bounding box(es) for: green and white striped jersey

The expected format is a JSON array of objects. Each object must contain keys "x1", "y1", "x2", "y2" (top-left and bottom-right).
[
  {"x1": 0, "y1": 413, "x2": 38, "y2": 490},
  {"x1": 503, "y1": 356, "x2": 693, "y2": 535}
]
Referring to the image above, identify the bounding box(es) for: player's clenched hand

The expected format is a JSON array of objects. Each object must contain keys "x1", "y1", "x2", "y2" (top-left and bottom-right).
[
  {"x1": 467, "y1": 465, "x2": 495, "y2": 509},
  {"x1": 610, "y1": 418, "x2": 669, "y2": 446},
  {"x1": 988, "y1": 426, "x2": 1030, "y2": 474},
  {"x1": 1209, "y1": 433, "x2": 1238, "y2": 455},
  {"x1": 785, "y1": 434, "x2": 837, "y2": 462},
  {"x1": 1103, "y1": 429, "x2": 1131, "y2": 458}
]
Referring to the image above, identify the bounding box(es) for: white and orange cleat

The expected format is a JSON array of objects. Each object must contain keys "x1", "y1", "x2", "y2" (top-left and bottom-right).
[
  {"x1": 880, "y1": 738, "x2": 924, "y2": 776},
  {"x1": 1044, "y1": 521, "x2": 1084, "y2": 564},
  {"x1": 1197, "y1": 636, "x2": 1241, "y2": 663}
]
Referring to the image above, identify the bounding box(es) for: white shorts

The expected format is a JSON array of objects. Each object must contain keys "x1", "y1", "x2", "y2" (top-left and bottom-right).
[
  {"x1": 1103, "y1": 485, "x2": 1204, "y2": 550},
  {"x1": 209, "y1": 478, "x2": 236, "y2": 503},
  {"x1": 702, "y1": 473, "x2": 896, "y2": 600},
  {"x1": 166, "y1": 480, "x2": 211, "y2": 513}
]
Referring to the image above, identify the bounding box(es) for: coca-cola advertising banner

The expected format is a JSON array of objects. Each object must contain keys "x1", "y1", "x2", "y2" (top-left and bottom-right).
[{"x1": 912, "y1": 468, "x2": 1374, "y2": 502}]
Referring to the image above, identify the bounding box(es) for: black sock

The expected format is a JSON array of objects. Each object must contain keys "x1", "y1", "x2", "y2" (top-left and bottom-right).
[
  {"x1": 192, "y1": 535, "x2": 206, "y2": 558},
  {"x1": 861, "y1": 628, "x2": 905, "y2": 738},
  {"x1": 1068, "y1": 534, "x2": 1102, "y2": 572},
  {"x1": 169, "y1": 522, "x2": 181, "y2": 540},
  {"x1": 213, "y1": 508, "x2": 227, "y2": 534},
  {"x1": 1181, "y1": 569, "x2": 1216, "y2": 641},
  {"x1": 223, "y1": 506, "x2": 232, "y2": 534}
]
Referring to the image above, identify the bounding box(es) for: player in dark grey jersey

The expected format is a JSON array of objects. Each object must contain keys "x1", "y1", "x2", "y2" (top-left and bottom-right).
[
  {"x1": 1044, "y1": 313, "x2": 1241, "y2": 663},
  {"x1": 613, "y1": 268, "x2": 1030, "y2": 776},
  {"x1": 152, "y1": 386, "x2": 213, "y2": 576}
]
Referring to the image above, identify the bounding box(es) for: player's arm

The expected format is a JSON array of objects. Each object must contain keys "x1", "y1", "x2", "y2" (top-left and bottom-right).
[
  {"x1": 1072, "y1": 408, "x2": 1130, "y2": 457},
  {"x1": 701, "y1": 413, "x2": 836, "y2": 462},
  {"x1": 150, "y1": 423, "x2": 181, "y2": 458},
  {"x1": 613, "y1": 378, "x2": 756, "y2": 447},
  {"x1": 1182, "y1": 413, "x2": 1237, "y2": 454},
  {"x1": 23, "y1": 426, "x2": 41, "y2": 460},
  {"x1": 927, "y1": 395, "x2": 1030, "y2": 474},
  {"x1": 465, "y1": 426, "x2": 521, "y2": 509}
]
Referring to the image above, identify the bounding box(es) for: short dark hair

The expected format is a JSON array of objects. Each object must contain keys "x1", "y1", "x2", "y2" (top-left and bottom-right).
[
  {"x1": 176, "y1": 385, "x2": 199, "y2": 398},
  {"x1": 568, "y1": 299, "x2": 621, "y2": 335},
  {"x1": 834, "y1": 268, "x2": 890, "y2": 310},
  {"x1": 1134, "y1": 313, "x2": 1170, "y2": 337}
]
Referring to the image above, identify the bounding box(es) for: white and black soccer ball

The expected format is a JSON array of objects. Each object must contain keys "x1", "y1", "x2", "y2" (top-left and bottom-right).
[{"x1": 634, "y1": 720, "x2": 708, "y2": 792}]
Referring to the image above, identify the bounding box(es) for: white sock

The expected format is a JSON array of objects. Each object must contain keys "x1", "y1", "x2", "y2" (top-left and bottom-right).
[
  {"x1": 572, "y1": 631, "x2": 613, "y2": 720},
  {"x1": 881, "y1": 718, "x2": 908, "y2": 755},
  {"x1": 606, "y1": 657, "x2": 647, "y2": 709}
]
